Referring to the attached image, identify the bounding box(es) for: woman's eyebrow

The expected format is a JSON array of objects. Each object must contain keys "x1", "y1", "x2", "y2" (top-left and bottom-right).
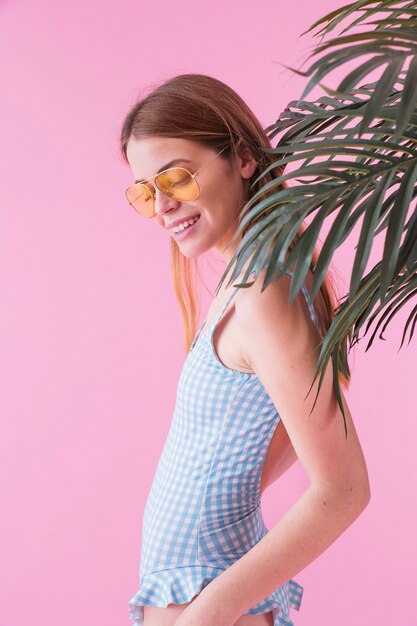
[{"x1": 135, "y1": 159, "x2": 193, "y2": 184}]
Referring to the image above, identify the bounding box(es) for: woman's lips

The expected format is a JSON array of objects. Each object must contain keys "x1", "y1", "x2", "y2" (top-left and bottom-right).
[
  {"x1": 170, "y1": 214, "x2": 201, "y2": 240},
  {"x1": 167, "y1": 213, "x2": 201, "y2": 230}
]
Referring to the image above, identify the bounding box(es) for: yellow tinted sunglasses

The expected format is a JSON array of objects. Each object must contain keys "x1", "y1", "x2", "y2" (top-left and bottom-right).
[{"x1": 125, "y1": 146, "x2": 227, "y2": 218}]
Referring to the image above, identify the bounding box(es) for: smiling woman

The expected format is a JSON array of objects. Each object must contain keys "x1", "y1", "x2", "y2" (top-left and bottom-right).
[
  {"x1": 125, "y1": 136, "x2": 246, "y2": 256},
  {"x1": 125, "y1": 143, "x2": 227, "y2": 223},
  {"x1": 119, "y1": 73, "x2": 370, "y2": 626}
]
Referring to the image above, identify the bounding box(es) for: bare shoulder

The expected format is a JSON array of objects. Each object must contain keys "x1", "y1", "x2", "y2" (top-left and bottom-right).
[
  {"x1": 234, "y1": 266, "x2": 322, "y2": 366},
  {"x1": 234, "y1": 266, "x2": 370, "y2": 499}
]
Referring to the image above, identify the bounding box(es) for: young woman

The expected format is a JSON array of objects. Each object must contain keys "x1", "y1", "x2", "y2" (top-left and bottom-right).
[{"x1": 120, "y1": 73, "x2": 371, "y2": 626}]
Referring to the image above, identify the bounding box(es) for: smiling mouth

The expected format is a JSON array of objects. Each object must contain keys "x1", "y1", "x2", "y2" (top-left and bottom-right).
[{"x1": 170, "y1": 214, "x2": 201, "y2": 233}]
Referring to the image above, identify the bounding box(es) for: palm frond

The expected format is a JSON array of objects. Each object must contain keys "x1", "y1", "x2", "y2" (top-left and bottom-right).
[
  {"x1": 218, "y1": 2, "x2": 417, "y2": 430},
  {"x1": 292, "y1": 1, "x2": 417, "y2": 135}
]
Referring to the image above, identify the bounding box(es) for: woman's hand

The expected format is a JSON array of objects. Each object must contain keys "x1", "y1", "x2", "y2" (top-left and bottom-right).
[{"x1": 172, "y1": 588, "x2": 237, "y2": 626}]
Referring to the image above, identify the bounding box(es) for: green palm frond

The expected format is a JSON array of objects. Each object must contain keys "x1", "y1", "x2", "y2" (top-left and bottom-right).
[
  {"x1": 218, "y1": 0, "x2": 417, "y2": 436},
  {"x1": 295, "y1": 0, "x2": 417, "y2": 137}
]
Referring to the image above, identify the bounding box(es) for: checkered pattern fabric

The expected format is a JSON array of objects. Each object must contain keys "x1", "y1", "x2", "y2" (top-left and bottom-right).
[{"x1": 128, "y1": 269, "x2": 319, "y2": 626}]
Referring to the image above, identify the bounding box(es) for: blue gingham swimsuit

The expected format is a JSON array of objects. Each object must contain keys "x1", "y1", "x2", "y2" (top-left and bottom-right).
[{"x1": 128, "y1": 268, "x2": 320, "y2": 626}]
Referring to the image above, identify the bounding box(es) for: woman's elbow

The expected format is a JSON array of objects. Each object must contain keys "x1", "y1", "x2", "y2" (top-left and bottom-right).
[
  {"x1": 347, "y1": 473, "x2": 371, "y2": 515},
  {"x1": 345, "y1": 446, "x2": 372, "y2": 511},
  {"x1": 359, "y1": 476, "x2": 371, "y2": 509},
  {"x1": 325, "y1": 472, "x2": 371, "y2": 516},
  {"x1": 357, "y1": 460, "x2": 372, "y2": 507}
]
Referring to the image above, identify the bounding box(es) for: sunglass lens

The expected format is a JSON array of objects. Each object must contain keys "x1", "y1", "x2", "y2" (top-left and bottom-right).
[
  {"x1": 126, "y1": 184, "x2": 154, "y2": 217},
  {"x1": 156, "y1": 169, "x2": 199, "y2": 201}
]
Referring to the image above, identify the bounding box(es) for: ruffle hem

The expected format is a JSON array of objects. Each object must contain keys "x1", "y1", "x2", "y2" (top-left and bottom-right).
[{"x1": 128, "y1": 564, "x2": 303, "y2": 626}]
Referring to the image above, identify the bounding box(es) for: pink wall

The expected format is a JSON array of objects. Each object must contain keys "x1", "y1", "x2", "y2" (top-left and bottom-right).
[{"x1": 1, "y1": 1, "x2": 415, "y2": 625}]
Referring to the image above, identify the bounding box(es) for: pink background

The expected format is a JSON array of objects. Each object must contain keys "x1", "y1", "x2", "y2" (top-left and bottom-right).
[{"x1": 1, "y1": 1, "x2": 416, "y2": 625}]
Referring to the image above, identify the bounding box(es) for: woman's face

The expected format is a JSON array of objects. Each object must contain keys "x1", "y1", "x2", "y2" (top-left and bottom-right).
[{"x1": 125, "y1": 136, "x2": 257, "y2": 262}]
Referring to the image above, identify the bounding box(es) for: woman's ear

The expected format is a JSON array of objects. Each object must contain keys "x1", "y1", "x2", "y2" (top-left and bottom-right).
[{"x1": 235, "y1": 138, "x2": 258, "y2": 180}]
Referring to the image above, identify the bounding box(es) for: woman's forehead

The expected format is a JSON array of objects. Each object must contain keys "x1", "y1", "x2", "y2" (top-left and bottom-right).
[
  {"x1": 127, "y1": 136, "x2": 205, "y2": 158},
  {"x1": 126, "y1": 137, "x2": 211, "y2": 179}
]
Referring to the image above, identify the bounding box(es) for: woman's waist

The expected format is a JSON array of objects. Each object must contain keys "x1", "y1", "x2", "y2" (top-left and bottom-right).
[
  {"x1": 161, "y1": 459, "x2": 270, "y2": 510},
  {"x1": 197, "y1": 501, "x2": 268, "y2": 566}
]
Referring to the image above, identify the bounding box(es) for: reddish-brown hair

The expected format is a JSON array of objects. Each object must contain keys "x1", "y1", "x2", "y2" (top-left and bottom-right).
[{"x1": 120, "y1": 73, "x2": 349, "y2": 388}]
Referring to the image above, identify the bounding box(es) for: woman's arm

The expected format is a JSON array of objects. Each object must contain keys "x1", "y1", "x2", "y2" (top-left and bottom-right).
[{"x1": 187, "y1": 270, "x2": 371, "y2": 624}]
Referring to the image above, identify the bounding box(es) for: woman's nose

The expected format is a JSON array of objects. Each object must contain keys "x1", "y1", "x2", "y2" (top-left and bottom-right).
[{"x1": 153, "y1": 186, "x2": 181, "y2": 215}]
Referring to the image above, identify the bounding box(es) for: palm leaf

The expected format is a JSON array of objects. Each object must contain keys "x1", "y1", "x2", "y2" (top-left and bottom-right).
[{"x1": 219, "y1": 0, "x2": 417, "y2": 431}]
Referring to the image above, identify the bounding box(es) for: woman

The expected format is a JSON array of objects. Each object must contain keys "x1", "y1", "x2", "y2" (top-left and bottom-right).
[{"x1": 120, "y1": 73, "x2": 371, "y2": 626}]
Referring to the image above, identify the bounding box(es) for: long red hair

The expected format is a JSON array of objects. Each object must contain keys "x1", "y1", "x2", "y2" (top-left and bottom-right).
[{"x1": 120, "y1": 73, "x2": 349, "y2": 389}]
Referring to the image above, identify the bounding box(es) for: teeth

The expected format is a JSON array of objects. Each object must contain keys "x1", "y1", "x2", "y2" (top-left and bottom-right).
[{"x1": 172, "y1": 215, "x2": 200, "y2": 233}]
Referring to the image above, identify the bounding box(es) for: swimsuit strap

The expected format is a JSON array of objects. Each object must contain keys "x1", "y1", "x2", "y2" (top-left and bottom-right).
[
  {"x1": 206, "y1": 284, "x2": 241, "y2": 338},
  {"x1": 190, "y1": 267, "x2": 319, "y2": 351},
  {"x1": 284, "y1": 268, "x2": 320, "y2": 330},
  {"x1": 190, "y1": 284, "x2": 240, "y2": 351}
]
